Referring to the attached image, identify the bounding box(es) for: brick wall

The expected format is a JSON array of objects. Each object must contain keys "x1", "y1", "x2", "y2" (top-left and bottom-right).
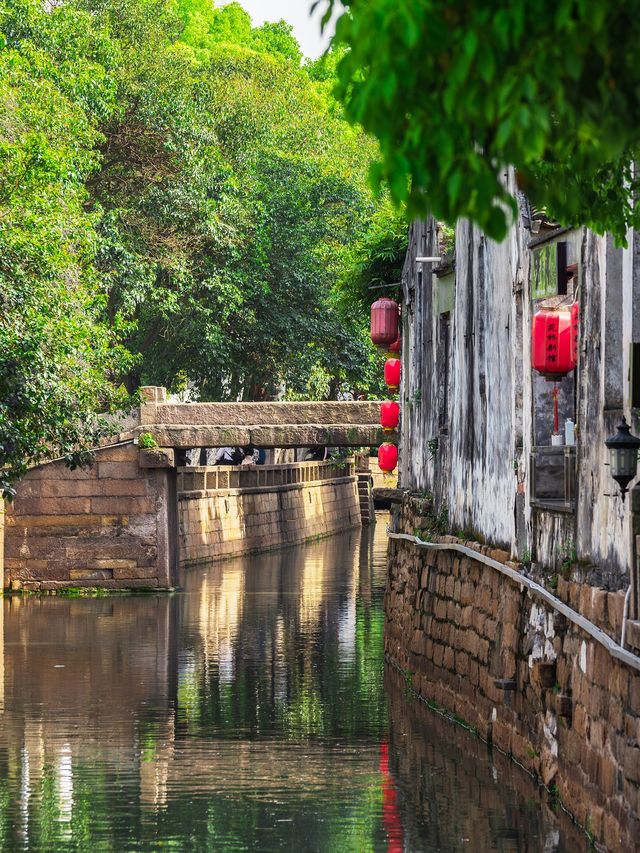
[
  {"x1": 179, "y1": 463, "x2": 361, "y2": 566},
  {"x1": 4, "y1": 443, "x2": 177, "y2": 590},
  {"x1": 386, "y1": 501, "x2": 640, "y2": 853}
]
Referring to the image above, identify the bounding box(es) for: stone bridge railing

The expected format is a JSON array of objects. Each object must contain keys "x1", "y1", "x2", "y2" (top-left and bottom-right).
[{"x1": 178, "y1": 459, "x2": 355, "y2": 494}]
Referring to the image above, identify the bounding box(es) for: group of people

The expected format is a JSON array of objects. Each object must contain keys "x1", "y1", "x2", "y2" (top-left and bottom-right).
[{"x1": 213, "y1": 445, "x2": 266, "y2": 466}]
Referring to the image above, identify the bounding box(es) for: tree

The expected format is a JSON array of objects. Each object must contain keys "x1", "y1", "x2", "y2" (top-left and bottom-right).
[
  {"x1": 320, "y1": 0, "x2": 640, "y2": 243},
  {"x1": 0, "y1": 0, "x2": 131, "y2": 496},
  {"x1": 0, "y1": 0, "x2": 405, "y2": 500},
  {"x1": 85, "y1": 0, "x2": 391, "y2": 400}
]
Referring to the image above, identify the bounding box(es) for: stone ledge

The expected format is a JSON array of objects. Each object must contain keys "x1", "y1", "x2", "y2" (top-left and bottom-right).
[
  {"x1": 147, "y1": 400, "x2": 380, "y2": 427},
  {"x1": 135, "y1": 424, "x2": 385, "y2": 448},
  {"x1": 178, "y1": 476, "x2": 358, "y2": 500}
]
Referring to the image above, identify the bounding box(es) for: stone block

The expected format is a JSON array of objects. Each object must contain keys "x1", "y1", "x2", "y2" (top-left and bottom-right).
[
  {"x1": 139, "y1": 447, "x2": 175, "y2": 469},
  {"x1": 97, "y1": 461, "x2": 138, "y2": 479},
  {"x1": 10, "y1": 497, "x2": 92, "y2": 516},
  {"x1": 531, "y1": 661, "x2": 557, "y2": 689},
  {"x1": 112, "y1": 566, "x2": 159, "y2": 580},
  {"x1": 624, "y1": 745, "x2": 640, "y2": 784},
  {"x1": 90, "y1": 497, "x2": 154, "y2": 515},
  {"x1": 69, "y1": 569, "x2": 114, "y2": 581},
  {"x1": 608, "y1": 591, "x2": 625, "y2": 636}
]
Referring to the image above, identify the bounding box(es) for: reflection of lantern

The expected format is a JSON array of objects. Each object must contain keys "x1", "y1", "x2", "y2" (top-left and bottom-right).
[
  {"x1": 532, "y1": 304, "x2": 579, "y2": 379},
  {"x1": 605, "y1": 417, "x2": 640, "y2": 500},
  {"x1": 378, "y1": 443, "x2": 398, "y2": 472},
  {"x1": 371, "y1": 297, "x2": 399, "y2": 347},
  {"x1": 384, "y1": 358, "x2": 401, "y2": 391},
  {"x1": 389, "y1": 334, "x2": 401, "y2": 353},
  {"x1": 380, "y1": 401, "x2": 400, "y2": 433}
]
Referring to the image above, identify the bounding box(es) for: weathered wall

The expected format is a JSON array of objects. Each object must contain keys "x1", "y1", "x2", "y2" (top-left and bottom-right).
[
  {"x1": 399, "y1": 187, "x2": 526, "y2": 549},
  {"x1": 4, "y1": 443, "x2": 178, "y2": 590},
  {"x1": 400, "y1": 186, "x2": 635, "y2": 590},
  {"x1": 179, "y1": 461, "x2": 361, "y2": 566},
  {"x1": 386, "y1": 509, "x2": 640, "y2": 853}
]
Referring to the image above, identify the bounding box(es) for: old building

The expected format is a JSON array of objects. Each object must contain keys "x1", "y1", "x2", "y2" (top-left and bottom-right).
[
  {"x1": 387, "y1": 172, "x2": 640, "y2": 851},
  {"x1": 398, "y1": 171, "x2": 640, "y2": 600}
]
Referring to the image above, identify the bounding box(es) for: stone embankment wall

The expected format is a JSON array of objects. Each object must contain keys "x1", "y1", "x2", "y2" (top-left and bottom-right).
[
  {"x1": 386, "y1": 500, "x2": 640, "y2": 853},
  {"x1": 4, "y1": 443, "x2": 177, "y2": 591},
  {"x1": 179, "y1": 460, "x2": 361, "y2": 566}
]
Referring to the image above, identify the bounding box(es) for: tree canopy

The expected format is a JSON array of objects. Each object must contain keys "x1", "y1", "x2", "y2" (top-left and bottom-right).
[
  {"x1": 0, "y1": 0, "x2": 403, "y2": 491},
  {"x1": 322, "y1": 0, "x2": 640, "y2": 243}
]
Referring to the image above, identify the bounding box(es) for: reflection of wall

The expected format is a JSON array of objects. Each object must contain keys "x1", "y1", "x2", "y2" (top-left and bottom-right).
[
  {"x1": 385, "y1": 667, "x2": 585, "y2": 852},
  {"x1": 179, "y1": 476, "x2": 361, "y2": 566},
  {"x1": 0, "y1": 593, "x2": 179, "y2": 842},
  {"x1": 178, "y1": 530, "x2": 364, "y2": 725},
  {"x1": 3, "y1": 595, "x2": 175, "y2": 732}
]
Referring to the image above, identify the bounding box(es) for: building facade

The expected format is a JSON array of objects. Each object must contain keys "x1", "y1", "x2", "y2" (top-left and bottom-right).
[{"x1": 386, "y1": 173, "x2": 640, "y2": 851}]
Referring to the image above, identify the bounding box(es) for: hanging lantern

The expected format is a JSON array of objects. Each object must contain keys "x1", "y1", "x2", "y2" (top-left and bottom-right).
[
  {"x1": 384, "y1": 358, "x2": 401, "y2": 391},
  {"x1": 380, "y1": 401, "x2": 400, "y2": 433},
  {"x1": 532, "y1": 304, "x2": 579, "y2": 380},
  {"x1": 605, "y1": 417, "x2": 640, "y2": 500},
  {"x1": 378, "y1": 442, "x2": 398, "y2": 473},
  {"x1": 371, "y1": 297, "x2": 399, "y2": 347},
  {"x1": 389, "y1": 333, "x2": 401, "y2": 354}
]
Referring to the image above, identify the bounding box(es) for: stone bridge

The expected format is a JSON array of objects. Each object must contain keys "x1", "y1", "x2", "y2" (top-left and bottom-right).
[
  {"x1": 131, "y1": 386, "x2": 384, "y2": 449},
  {"x1": 3, "y1": 388, "x2": 388, "y2": 591}
]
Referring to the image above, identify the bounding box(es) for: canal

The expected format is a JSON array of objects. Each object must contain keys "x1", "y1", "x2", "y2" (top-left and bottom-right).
[{"x1": 0, "y1": 514, "x2": 586, "y2": 851}]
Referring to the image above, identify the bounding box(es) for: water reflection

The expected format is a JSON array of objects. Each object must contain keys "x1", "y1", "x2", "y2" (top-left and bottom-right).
[{"x1": 0, "y1": 519, "x2": 585, "y2": 851}]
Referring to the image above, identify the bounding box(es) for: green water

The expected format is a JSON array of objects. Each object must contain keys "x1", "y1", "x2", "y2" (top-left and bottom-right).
[{"x1": 0, "y1": 517, "x2": 585, "y2": 851}]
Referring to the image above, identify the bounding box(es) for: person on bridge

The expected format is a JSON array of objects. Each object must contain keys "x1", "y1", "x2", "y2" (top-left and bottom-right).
[
  {"x1": 214, "y1": 447, "x2": 243, "y2": 465},
  {"x1": 240, "y1": 445, "x2": 267, "y2": 465}
]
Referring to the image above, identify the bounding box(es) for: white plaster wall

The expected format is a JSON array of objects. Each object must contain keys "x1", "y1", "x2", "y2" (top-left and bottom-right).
[{"x1": 399, "y1": 179, "x2": 633, "y2": 585}]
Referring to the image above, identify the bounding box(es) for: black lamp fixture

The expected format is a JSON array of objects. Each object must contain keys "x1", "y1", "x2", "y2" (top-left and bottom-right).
[{"x1": 605, "y1": 417, "x2": 640, "y2": 500}]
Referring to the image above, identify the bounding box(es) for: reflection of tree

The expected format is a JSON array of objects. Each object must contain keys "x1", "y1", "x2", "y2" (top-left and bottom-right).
[
  {"x1": 177, "y1": 529, "x2": 387, "y2": 741},
  {"x1": 0, "y1": 526, "x2": 392, "y2": 852}
]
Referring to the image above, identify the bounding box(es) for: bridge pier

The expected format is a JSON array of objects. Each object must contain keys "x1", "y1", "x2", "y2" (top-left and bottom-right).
[{"x1": 4, "y1": 442, "x2": 178, "y2": 591}]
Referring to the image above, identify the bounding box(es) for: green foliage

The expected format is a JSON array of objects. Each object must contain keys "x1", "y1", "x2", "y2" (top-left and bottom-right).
[
  {"x1": 0, "y1": 2, "x2": 132, "y2": 495},
  {"x1": 138, "y1": 432, "x2": 158, "y2": 449},
  {"x1": 322, "y1": 0, "x2": 640, "y2": 244},
  {"x1": 86, "y1": 0, "x2": 392, "y2": 401},
  {"x1": 1, "y1": 0, "x2": 398, "y2": 491}
]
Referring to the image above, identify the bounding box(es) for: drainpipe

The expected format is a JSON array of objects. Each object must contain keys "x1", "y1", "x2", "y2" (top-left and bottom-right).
[
  {"x1": 624, "y1": 483, "x2": 640, "y2": 647},
  {"x1": 621, "y1": 586, "x2": 631, "y2": 649}
]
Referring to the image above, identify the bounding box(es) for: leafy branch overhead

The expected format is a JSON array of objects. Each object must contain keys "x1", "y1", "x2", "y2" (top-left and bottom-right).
[{"x1": 319, "y1": 0, "x2": 640, "y2": 243}]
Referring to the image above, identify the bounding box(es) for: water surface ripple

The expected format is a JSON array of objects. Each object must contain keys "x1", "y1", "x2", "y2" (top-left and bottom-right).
[{"x1": 0, "y1": 516, "x2": 585, "y2": 851}]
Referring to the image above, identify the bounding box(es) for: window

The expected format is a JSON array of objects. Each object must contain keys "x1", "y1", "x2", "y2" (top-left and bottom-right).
[{"x1": 530, "y1": 446, "x2": 576, "y2": 512}]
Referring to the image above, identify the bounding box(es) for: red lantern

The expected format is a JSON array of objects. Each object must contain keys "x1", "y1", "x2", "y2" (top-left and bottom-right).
[
  {"x1": 532, "y1": 304, "x2": 579, "y2": 380},
  {"x1": 371, "y1": 297, "x2": 399, "y2": 347},
  {"x1": 384, "y1": 358, "x2": 401, "y2": 391},
  {"x1": 380, "y1": 401, "x2": 400, "y2": 433},
  {"x1": 378, "y1": 443, "x2": 398, "y2": 472},
  {"x1": 389, "y1": 334, "x2": 401, "y2": 353}
]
